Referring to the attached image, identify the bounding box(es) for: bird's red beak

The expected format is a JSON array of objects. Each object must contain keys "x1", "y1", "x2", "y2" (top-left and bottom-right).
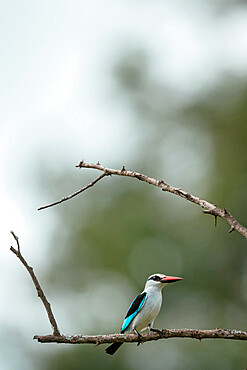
[{"x1": 161, "y1": 275, "x2": 183, "y2": 283}]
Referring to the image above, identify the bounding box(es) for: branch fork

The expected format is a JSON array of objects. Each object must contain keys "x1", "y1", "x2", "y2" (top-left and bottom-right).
[
  {"x1": 10, "y1": 231, "x2": 60, "y2": 337},
  {"x1": 39, "y1": 161, "x2": 247, "y2": 239}
]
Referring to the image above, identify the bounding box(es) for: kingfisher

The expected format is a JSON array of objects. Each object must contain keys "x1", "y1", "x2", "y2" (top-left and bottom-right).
[{"x1": 105, "y1": 273, "x2": 182, "y2": 355}]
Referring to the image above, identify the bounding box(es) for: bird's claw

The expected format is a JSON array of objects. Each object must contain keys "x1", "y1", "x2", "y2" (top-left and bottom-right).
[
  {"x1": 134, "y1": 329, "x2": 143, "y2": 346},
  {"x1": 150, "y1": 328, "x2": 163, "y2": 337},
  {"x1": 137, "y1": 332, "x2": 143, "y2": 346}
]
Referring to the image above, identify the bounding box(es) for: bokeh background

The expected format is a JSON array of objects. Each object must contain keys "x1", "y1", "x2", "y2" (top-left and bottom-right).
[{"x1": 1, "y1": 1, "x2": 247, "y2": 369}]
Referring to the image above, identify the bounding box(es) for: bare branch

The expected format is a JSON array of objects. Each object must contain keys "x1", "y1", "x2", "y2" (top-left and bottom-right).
[
  {"x1": 10, "y1": 231, "x2": 61, "y2": 336},
  {"x1": 74, "y1": 161, "x2": 247, "y2": 239},
  {"x1": 38, "y1": 172, "x2": 108, "y2": 211},
  {"x1": 10, "y1": 232, "x2": 247, "y2": 348},
  {"x1": 34, "y1": 328, "x2": 247, "y2": 344}
]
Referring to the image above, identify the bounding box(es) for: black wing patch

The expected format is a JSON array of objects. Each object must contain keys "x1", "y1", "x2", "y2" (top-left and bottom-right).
[
  {"x1": 125, "y1": 292, "x2": 147, "y2": 319},
  {"x1": 120, "y1": 292, "x2": 147, "y2": 333}
]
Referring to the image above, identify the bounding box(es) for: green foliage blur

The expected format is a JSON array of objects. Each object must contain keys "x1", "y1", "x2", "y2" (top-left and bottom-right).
[{"x1": 36, "y1": 41, "x2": 247, "y2": 370}]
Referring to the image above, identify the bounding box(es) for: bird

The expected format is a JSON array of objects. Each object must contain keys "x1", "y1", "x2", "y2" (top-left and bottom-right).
[{"x1": 105, "y1": 273, "x2": 182, "y2": 355}]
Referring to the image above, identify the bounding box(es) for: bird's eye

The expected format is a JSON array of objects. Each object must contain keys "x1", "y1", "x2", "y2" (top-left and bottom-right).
[{"x1": 152, "y1": 275, "x2": 160, "y2": 281}]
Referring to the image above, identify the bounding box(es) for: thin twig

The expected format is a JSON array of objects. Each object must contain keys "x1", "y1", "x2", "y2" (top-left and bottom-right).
[
  {"x1": 74, "y1": 161, "x2": 247, "y2": 239},
  {"x1": 10, "y1": 231, "x2": 60, "y2": 336},
  {"x1": 38, "y1": 172, "x2": 108, "y2": 211},
  {"x1": 33, "y1": 328, "x2": 247, "y2": 344}
]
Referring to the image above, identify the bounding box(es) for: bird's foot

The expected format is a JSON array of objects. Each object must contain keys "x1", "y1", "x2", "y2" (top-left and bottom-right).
[
  {"x1": 150, "y1": 328, "x2": 163, "y2": 337},
  {"x1": 137, "y1": 333, "x2": 143, "y2": 346},
  {"x1": 134, "y1": 329, "x2": 143, "y2": 346}
]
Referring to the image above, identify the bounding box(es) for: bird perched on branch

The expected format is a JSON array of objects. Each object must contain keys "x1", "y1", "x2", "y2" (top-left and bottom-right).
[{"x1": 105, "y1": 273, "x2": 182, "y2": 355}]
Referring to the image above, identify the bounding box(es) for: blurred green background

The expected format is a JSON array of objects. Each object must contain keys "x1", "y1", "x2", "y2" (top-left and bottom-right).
[
  {"x1": 1, "y1": 1, "x2": 247, "y2": 369},
  {"x1": 37, "y1": 53, "x2": 247, "y2": 370}
]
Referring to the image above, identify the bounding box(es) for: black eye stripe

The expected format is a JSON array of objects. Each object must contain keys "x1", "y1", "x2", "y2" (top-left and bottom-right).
[{"x1": 148, "y1": 275, "x2": 161, "y2": 281}]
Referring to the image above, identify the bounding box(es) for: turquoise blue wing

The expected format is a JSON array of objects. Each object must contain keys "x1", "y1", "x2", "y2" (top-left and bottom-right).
[{"x1": 120, "y1": 292, "x2": 147, "y2": 333}]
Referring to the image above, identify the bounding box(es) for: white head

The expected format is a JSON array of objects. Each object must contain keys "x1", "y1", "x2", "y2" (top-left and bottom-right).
[{"x1": 145, "y1": 273, "x2": 183, "y2": 290}]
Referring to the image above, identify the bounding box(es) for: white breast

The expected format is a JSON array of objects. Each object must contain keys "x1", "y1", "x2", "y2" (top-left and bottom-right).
[{"x1": 128, "y1": 288, "x2": 163, "y2": 333}]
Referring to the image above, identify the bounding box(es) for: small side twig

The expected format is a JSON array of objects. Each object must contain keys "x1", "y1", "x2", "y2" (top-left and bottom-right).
[
  {"x1": 33, "y1": 328, "x2": 247, "y2": 345},
  {"x1": 38, "y1": 172, "x2": 108, "y2": 211},
  {"x1": 10, "y1": 231, "x2": 60, "y2": 336},
  {"x1": 229, "y1": 226, "x2": 235, "y2": 233},
  {"x1": 202, "y1": 209, "x2": 218, "y2": 228}
]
